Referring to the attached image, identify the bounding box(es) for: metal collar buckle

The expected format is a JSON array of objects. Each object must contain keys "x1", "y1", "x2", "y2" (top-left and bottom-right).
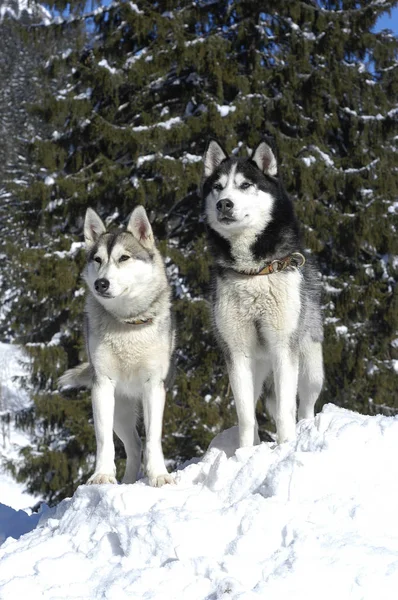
[
  {"x1": 290, "y1": 252, "x2": 306, "y2": 268},
  {"x1": 237, "y1": 252, "x2": 306, "y2": 277},
  {"x1": 271, "y1": 259, "x2": 286, "y2": 273}
]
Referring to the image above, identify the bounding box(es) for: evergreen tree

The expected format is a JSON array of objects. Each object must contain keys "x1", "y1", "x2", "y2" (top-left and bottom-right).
[
  {"x1": 5, "y1": 0, "x2": 398, "y2": 502},
  {"x1": 0, "y1": 0, "x2": 52, "y2": 336}
]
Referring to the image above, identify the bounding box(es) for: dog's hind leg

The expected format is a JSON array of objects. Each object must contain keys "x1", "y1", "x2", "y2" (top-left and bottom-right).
[
  {"x1": 253, "y1": 359, "x2": 271, "y2": 444},
  {"x1": 298, "y1": 340, "x2": 323, "y2": 420},
  {"x1": 263, "y1": 375, "x2": 277, "y2": 425},
  {"x1": 113, "y1": 396, "x2": 142, "y2": 484}
]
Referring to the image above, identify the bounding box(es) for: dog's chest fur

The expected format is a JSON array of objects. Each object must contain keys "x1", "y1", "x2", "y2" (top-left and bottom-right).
[
  {"x1": 86, "y1": 296, "x2": 173, "y2": 387},
  {"x1": 214, "y1": 270, "x2": 302, "y2": 346}
]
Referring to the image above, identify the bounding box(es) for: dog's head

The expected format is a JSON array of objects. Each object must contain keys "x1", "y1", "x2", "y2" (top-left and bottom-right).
[
  {"x1": 202, "y1": 139, "x2": 279, "y2": 239},
  {"x1": 83, "y1": 206, "x2": 156, "y2": 304}
]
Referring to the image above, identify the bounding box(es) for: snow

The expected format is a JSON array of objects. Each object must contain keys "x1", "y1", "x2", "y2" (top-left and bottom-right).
[
  {"x1": 44, "y1": 175, "x2": 55, "y2": 186},
  {"x1": 302, "y1": 31, "x2": 316, "y2": 40},
  {"x1": 135, "y1": 150, "x2": 202, "y2": 167},
  {"x1": 362, "y1": 113, "x2": 384, "y2": 121},
  {"x1": 0, "y1": 0, "x2": 51, "y2": 24},
  {"x1": 185, "y1": 37, "x2": 205, "y2": 47},
  {"x1": 343, "y1": 107, "x2": 358, "y2": 117},
  {"x1": 129, "y1": 2, "x2": 143, "y2": 15},
  {"x1": 153, "y1": 116, "x2": 182, "y2": 130},
  {"x1": 0, "y1": 343, "x2": 30, "y2": 413},
  {"x1": 132, "y1": 116, "x2": 182, "y2": 132},
  {"x1": 1, "y1": 405, "x2": 398, "y2": 598},
  {"x1": 48, "y1": 332, "x2": 62, "y2": 346},
  {"x1": 366, "y1": 361, "x2": 379, "y2": 376},
  {"x1": 0, "y1": 470, "x2": 39, "y2": 514},
  {"x1": 309, "y1": 145, "x2": 335, "y2": 167},
  {"x1": 301, "y1": 156, "x2": 316, "y2": 167},
  {"x1": 182, "y1": 153, "x2": 202, "y2": 164},
  {"x1": 125, "y1": 48, "x2": 149, "y2": 67},
  {"x1": 343, "y1": 158, "x2": 379, "y2": 174},
  {"x1": 74, "y1": 88, "x2": 92, "y2": 100},
  {"x1": 216, "y1": 104, "x2": 236, "y2": 117},
  {"x1": 43, "y1": 241, "x2": 84, "y2": 259},
  {"x1": 0, "y1": 343, "x2": 40, "y2": 512},
  {"x1": 136, "y1": 154, "x2": 176, "y2": 167},
  {"x1": 98, "y1": 59, "x2": 118, "y2": 74},
  {"x1": 335, "y1": 325, "x2": 348, "y2": 336},
  {"x1": 136, "y1": 154, "x2": 156, "y2": 167},
  {"x1": 322, "y1": 282, "x2": 343, "y2": 294}
]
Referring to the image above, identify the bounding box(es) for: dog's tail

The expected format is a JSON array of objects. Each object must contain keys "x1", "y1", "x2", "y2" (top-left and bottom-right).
[{"x1": 58, "y1": 362, "x2": 94, "y2": 389}]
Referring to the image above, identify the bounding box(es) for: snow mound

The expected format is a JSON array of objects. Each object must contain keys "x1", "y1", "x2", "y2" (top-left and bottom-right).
[{"x1": 1, "y1": 404, "x2": 398, "y2": 599}]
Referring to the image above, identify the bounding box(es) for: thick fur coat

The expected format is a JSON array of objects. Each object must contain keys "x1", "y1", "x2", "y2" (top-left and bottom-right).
[
  {"x1": 59, "y1": 206, "x2": 175, "y2": 487},
  {"x1": 202, "y1": 139, "x2": 323, "y2": 445}
]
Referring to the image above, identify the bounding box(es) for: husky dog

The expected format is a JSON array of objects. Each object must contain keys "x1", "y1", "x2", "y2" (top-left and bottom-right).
[
  {"x1": 59, "y1": 206, "x2": 175, "y2": 487},
  {"x1": 202, "y1": 139, "x2": 323, "y2": 446}
]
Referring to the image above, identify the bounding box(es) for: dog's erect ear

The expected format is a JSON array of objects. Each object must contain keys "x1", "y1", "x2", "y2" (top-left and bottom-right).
[
  {"x1": 127, "y1": 206, "x2": 154, "y2": 250},
  {"x1": 84, "y1": 208, "x2": 106, "y2": 249},
  {"x1": 251, "y1": 141, "x2": 278, "y2": 177},
  {"x1": 203, "y1": 139, "x2": 228, "y2": 179}
]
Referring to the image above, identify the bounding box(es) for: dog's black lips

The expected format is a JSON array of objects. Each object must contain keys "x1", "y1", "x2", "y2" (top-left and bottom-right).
[{"x1": 218, "y1": 215, "x2": 236, "y2": 224}]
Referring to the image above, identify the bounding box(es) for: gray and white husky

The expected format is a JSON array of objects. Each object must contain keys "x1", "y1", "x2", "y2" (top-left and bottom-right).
[
  {"x1": 202, "y1": 139, "x2": 323, "y2": 446},
  {"x1": 59, "y1": 206, "x2": 175, "y2": 487}
]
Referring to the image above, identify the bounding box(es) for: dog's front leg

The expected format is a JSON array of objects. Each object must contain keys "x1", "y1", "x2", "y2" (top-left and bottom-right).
[
  {"x1": 273, "y1": 348, "x2": 299, "y2": 443},
  {"x1": 87, "y1": 375, "x2": 117, "y2": 485},
  {"x1": 142, "y1": 378, "x2": 174, "y2": 487},
  {"x1": 228, "y1": 354, "x2": 259, "y2": 448}
]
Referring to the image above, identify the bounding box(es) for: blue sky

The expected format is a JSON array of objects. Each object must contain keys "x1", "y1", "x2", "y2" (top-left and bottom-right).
[{"x1": 374, "y1": 6, "x2": 398, "y2": 33}]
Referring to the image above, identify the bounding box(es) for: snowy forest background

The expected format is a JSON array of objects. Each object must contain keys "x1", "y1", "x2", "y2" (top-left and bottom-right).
[{"x1": 0, "y1": 0, "x2": 397, "y2": 505}]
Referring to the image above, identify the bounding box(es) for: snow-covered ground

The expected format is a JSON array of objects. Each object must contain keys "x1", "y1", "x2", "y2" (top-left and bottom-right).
[
  {"x1": 0, "y1": 343, "x2": 40, "y2": 511},
  {"x1": 1, "y1": 404, "x2": 398, "y2": 599}
]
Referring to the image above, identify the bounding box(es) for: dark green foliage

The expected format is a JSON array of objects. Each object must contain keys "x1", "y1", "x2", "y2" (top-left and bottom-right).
[{"x1": 3, "y1": 0, "x2": 398, "y2": 503}]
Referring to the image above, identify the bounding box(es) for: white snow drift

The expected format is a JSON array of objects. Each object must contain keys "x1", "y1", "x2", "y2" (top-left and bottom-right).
[{"x1": 1, "y1": 404, "x2": 398, "y2": 599}]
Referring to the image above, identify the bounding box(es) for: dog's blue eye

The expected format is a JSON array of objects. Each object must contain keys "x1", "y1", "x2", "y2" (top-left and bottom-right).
[
  {"x1": 94, "y1": 257, "x2": 102, "y2": 264},
  {"x1": 240, "y1": 182, "x2": 252, "y2": 190},
  {"x1": 119, "y1": 255, "x2": 130, "y2": 262},
  {"x1": 213, "y1": 182, "x2": 223, "y2": 191}
]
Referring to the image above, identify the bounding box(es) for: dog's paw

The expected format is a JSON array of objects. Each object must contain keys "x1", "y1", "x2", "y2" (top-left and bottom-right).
[
  {"x1": 86, "y1": 473, "x2": 117, "y2": 485},
  {"x1": 148, "y1": 473, "x2": 175, "y2": 487}
]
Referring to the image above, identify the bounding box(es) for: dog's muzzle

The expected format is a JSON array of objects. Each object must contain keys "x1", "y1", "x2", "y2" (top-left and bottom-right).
[
  {"x1": 216, "y1": 198, "x2": 235, "y2": 222},
  {"x1": 95, "y1": 278, "x2": 110, "y2": 295}
]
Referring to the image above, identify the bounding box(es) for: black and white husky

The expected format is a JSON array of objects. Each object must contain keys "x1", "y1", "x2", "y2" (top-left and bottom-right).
[
  {"x1": 59, "y1": 206, "x2": 175, "y2": 487},
  {"x1": 202, "y1": 139, "x2": 323, "y2": 445}
]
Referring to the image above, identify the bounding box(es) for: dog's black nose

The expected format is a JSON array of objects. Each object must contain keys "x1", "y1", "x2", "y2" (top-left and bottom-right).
[
  {"x1": 216, "y1": 198, "x2": 234, "y2": 213},
  {"x1": 95, "y1": 278, "x2": 110, "y2": 294}
]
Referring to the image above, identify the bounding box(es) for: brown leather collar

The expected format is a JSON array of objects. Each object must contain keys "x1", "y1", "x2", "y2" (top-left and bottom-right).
[{"x1": 236, "y1": 252, "x2": 306, "y2": 276}]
